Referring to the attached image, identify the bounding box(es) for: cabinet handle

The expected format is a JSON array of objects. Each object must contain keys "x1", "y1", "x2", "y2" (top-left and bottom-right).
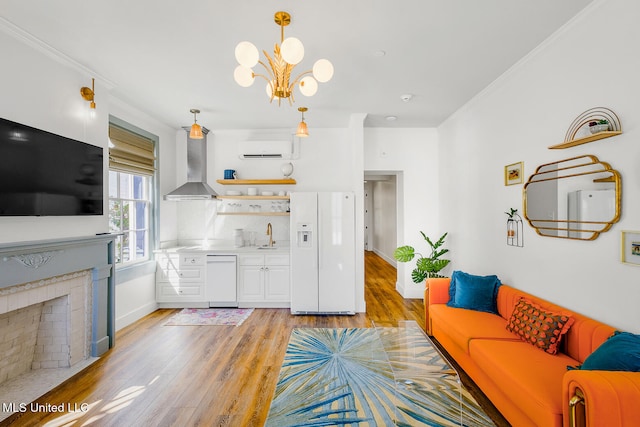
[{"x1": 264, "y1": 267, "x2": 269, "y2": 271}]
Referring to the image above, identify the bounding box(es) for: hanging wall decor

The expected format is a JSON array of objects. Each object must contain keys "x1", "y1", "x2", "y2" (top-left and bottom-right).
[
  {"x1": 505, "y1": 162, "x2": 523, "y2": 186},
  {"x1": 505, "y1": 208, "x2": 524, "y2": 247},
  {"x1": 621, "y1": 231, "x2": 640, "y2": 266}
]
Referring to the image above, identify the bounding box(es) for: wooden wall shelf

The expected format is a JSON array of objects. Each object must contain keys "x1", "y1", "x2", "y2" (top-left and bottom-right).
[
  {"x1": 217, "y1": 195, "x2": 289, "y2": 200},
  {"x1": 549, "y1": 131, "x2": 622, "y2": 149},
  {"x1": 216, "y1": 179, "x2": 296, "y2": 185},
  {"x1": 217, "y1": 212, "x2": 290, "y2": 216}
]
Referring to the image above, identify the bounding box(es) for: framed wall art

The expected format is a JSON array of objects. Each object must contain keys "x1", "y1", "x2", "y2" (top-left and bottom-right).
[
  {"x1": 621, "y1": 231, "x2": 640, "y2": 266},
  {"x1": 505, "y1": 162, "x2": 524, "y2": 186}
]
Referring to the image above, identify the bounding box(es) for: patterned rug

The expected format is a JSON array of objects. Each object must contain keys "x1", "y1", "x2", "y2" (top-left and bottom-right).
[
  {"x1": 163, "y1": 308, "x2": 254, "y2": 326},
  {"x1": 266, "y1": 324, "x2": 494, "y2": 427}
]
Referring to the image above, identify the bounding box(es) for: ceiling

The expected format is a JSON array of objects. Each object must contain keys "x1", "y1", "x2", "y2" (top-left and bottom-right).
[{"x1": 1, "y1": 0, "x2": 594, "y2": 131}]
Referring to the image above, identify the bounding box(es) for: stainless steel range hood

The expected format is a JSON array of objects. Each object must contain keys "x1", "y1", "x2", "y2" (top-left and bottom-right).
[{"x1": 164, "y1": 127, "x2": 218, "y2": 200}]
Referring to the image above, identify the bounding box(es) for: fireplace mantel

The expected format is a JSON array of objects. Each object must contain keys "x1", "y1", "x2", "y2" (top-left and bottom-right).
[{"x1": 0, "y1": 234, "x2": 116, "y2": 356}]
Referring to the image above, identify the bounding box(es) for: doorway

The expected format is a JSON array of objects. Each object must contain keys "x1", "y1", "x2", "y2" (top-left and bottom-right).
[{"x1": 363, "y1": 173, "x2": 398, "y2": 267}]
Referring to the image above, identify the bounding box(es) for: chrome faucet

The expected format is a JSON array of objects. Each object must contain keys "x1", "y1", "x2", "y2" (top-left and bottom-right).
[{"x1": 266, "y1": 222, "x2": 274, "y2": 247}]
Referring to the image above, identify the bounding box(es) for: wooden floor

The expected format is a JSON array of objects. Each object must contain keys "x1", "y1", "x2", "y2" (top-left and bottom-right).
[{"x1": 4, "y1": 251, "x2": 508, "y2": 427}]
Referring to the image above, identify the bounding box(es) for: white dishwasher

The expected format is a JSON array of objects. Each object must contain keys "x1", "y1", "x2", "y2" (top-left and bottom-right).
[{"x1": 206, "y1": 255, "x2": 238, "y2": 307}]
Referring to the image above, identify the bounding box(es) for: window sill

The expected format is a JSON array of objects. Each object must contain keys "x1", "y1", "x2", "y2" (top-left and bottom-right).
[{"x1": 115, "y1": 260, "x2": 156, "y2": 284}]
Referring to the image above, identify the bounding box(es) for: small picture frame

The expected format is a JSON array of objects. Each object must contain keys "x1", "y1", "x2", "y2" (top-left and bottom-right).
[
  {"x1": 621, "y1": 230, "x2": 640, "y2": 266},
  {"x1": 505, "y1": 162, "x2": 524, "y2": 186}
]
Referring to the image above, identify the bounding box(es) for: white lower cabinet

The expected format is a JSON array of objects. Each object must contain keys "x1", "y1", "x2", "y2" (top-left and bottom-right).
[
  {"x1": 156, "y1": 252, "x2": 207, "y2": 305},
  {"x1": 238, "y1": 253, "x2": 290, "y2": 308}
]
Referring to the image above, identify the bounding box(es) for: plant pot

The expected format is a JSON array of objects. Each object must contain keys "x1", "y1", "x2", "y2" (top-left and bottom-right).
[{"x1": 589, "y1": 124, "x2": 610, "y2": 134}]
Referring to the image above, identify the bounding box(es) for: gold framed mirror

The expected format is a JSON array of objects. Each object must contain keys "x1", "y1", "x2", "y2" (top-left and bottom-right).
[{"x1": 523, "y1": 155, "x2": 621, "y2": 240}]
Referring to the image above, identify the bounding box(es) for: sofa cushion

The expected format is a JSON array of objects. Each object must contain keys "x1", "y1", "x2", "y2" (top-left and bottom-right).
[
  {"x1": 430, "y1": 305, "x2": 520, "y2": 354},
  {"x1": 506, "y1": 298, "x2": 575, "y2": 355},
  {"x1": 578, "y1": 331, "x2": 640, "y2": 371},
  {"x1": 446, "y1": 270, "x2": 501, "y2": 314},
  {"x1": 470, "y1": 338, "x2": 579, "y2": 427}
]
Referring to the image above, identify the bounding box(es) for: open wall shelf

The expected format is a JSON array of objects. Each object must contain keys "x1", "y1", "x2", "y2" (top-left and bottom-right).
[
  {"x1": 550, "y1": 107, "x2": 622, "y2": 149},
  {"x1": 216, "y1": 179, "x2": 296, "y2": 185}
]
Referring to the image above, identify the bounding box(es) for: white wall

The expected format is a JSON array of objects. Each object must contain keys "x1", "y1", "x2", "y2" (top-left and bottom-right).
[
  {"x1": 370, "y1": 176, "x2": 397, "y2": 265},
  {"x1": 0, "y1": 26, "x2": 179, "y2": 330},
  {"x1": 364, "y1": 128, "x2": 440, "y2": 298},
  {"x1": 170, "y1": 123, "x2": 368, "y2": 312},
  {"x1": 438, "y1": 0, "x2": 640, "y2": 333},
  {"x1": 0, "y1": 30, "x2": 108, "y2": 242}
]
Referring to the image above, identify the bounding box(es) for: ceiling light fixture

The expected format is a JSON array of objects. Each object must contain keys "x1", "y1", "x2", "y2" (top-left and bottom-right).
[
  {"x1": 189, "y1": 109, "x2": 203, "y2": 139},
  {"x1": 296, "y1": 107, "x2": 309, "y2": 137},
  {"x1": 80, "y1": 78, "x2": 96, "y2": 109},
  {"x1": 233, "y1": 11, "x2": 334, "y2": 106}
]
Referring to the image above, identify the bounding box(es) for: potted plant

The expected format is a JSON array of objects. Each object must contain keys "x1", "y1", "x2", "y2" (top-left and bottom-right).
[
  {"x1": 394, "y1": 232, "x2": 450, "y2": 283},
  {"x1": 588, "y1": 119, "x2": 610, "y2": 134}
]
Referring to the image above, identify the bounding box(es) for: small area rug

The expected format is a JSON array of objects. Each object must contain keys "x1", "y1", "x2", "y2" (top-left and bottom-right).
[
  {"x1": 164, "y1": 308, "x2": 254, "y2": 326},
  {"x1": 266, "y1": 323, "x2": 494, "y2": 427}
]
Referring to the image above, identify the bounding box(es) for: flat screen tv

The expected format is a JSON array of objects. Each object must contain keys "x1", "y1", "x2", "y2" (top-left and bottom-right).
[{"x1": 0, "y1": 117, "x2": 103, "y2": 216}]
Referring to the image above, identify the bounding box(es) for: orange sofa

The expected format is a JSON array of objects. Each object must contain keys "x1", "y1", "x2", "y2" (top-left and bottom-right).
[{"x1": 425, "y1": 277, "x2": 640, "y2": 427}]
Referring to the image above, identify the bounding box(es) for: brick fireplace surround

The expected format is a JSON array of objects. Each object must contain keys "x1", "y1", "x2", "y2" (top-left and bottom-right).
[{"x1": 0, "y1": 235, "x2": 115, "y2": 422}]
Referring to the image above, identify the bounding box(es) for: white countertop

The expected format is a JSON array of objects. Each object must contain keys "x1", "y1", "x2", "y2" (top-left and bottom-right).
[{"x1": 156, "y1": 244, "x2": 290, "y2": 255}]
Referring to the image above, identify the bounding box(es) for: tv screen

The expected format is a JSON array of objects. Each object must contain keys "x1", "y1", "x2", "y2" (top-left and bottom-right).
[{"x1": 0, "y1": 117, "x2": 104, "y2": 216}]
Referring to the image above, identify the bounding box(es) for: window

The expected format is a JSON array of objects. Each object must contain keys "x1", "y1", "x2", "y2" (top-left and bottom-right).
[
  {"x1": 108, "y1": 121, "x2": 156, "y2": 267},
  {"x1": 109, "y1": 171, "x2": 150, "y2": 264}
]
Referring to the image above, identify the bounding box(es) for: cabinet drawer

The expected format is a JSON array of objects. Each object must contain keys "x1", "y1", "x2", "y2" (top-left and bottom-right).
[
  {"x1": 157, "y1": 255, "x2": 179, "y2": 269},
  {"x1": 265, "y1": 254, "x2": 290, "y2": 266},
  {"x1": 159, "y1": 285, "x2": 203, "y2": 297},
  {"x1": 179, "y1": 254, "x2": 205, "y2": 266},
  {"x1": 158, "y1": 268, "x2": 202, "y2": 281},
  {"x1": 239, "y1": 254, "x2": 265, "y2": 266}
]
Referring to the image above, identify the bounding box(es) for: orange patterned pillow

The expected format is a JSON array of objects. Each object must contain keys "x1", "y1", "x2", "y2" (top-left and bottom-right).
[{"x1": 506, "y1": 298, "x2": 575, "y2": 355}]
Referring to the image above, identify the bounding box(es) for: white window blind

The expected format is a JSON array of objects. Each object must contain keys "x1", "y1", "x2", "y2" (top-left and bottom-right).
[{"x1": 109, "y1": 124, "x2": 156, "y2": 176}]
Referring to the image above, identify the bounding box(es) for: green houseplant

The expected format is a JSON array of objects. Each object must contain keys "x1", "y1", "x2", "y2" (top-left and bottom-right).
[{"x1": 394, "y1": 232, "x2": 450, "y2": 283}]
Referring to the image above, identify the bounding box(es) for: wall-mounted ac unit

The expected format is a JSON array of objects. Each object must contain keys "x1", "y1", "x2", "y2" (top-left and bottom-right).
[{"x1": 238, "y1": 140, "x2": 292, "y2": 159}]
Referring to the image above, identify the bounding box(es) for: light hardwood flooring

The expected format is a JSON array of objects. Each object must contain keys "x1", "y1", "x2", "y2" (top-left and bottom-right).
[{"x1": 3, "y1": 251, "x2": 508, "y2": 427}]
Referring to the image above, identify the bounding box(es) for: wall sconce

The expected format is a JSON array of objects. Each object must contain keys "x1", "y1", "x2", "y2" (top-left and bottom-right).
[
  {"x1": 505, "y1": 208, "x2": 523, "y2": 247},
  {"x1": 295, "y1": 107, "x2": 309, "y2": 137},
  {"x1": 80, "y1": 78, "x2": 96, "y2": 110},
  {"x1": 189, "y1": 109, "x2": 203, "y2": 139}
]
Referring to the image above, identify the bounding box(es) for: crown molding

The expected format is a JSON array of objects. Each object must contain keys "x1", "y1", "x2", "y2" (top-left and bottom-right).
[{"x1": 0, "y1": 16, "x2": 116, "y2": 90}]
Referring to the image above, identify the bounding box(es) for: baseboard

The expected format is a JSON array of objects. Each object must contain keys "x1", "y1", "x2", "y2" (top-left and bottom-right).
[
  {"x1": 396, "y1": 280, "x2": 424, "y2": 299},
  {"x1": 372, "y1": 249, "x2": 397, "y2": 268},
  {"x1": 116, "y1": 301, "x2": 158, "y2": 331}
]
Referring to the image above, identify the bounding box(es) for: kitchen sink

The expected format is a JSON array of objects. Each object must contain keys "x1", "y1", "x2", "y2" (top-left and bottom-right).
[{"x1": 257, "y1": 245, "x2": 278, "y2": 250}]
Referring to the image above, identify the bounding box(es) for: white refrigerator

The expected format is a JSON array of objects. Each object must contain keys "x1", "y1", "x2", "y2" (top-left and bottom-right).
[{"x1": 290, "y1": 192, "x2": 356, "y2": 314}]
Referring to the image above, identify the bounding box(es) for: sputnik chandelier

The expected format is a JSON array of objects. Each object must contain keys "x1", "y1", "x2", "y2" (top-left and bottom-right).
[{"x1": 233, "y1": 11, "x2": 334, "y2": 106}]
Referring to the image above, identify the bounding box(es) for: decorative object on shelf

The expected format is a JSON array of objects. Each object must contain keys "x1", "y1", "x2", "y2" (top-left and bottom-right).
[
  {"x1": 524, "y1": 155, "x2": 621, "y2": 241},
  {"x1": 295, "y1": 107, "x2": 309, "y2": 137},
  {"x1": 80, "y1": 77, "x2": 96, "y2": 113},
  {"x1": 394, "y1": 232, "x2": 450, "y2": 283},
  {"x1": 189, "y1": 108, "x2": 203, "y2": 139},
  {"x1": 505, "y1": 161, "x2": 524, "y2": 186},
  {"x1": 621, "y1": 231, "x2": 640, "y2": 266},
  {"x1": 550, "y1": 107, "x2": 622, "y2": 149},
  {"x1": 281, "y1": 162, "x2": 294, "y2": 178},
  {"x1": 589, "y1": 119, "x2": 610, "y2": 134},
  {"x1": 233, "y1": 11, "x2": 334, "y2": 106},
  {"x1": 224, "y1": 169, "x2": 237, "y2": 179},
  {"x1": 505, "y1": 208, "x2": 524, "y2": 247}
]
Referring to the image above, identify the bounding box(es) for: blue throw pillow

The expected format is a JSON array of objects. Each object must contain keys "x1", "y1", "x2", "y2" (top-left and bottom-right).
[
  {"x1": 579, "y1": 331, "x2": 640, "y2": 371},
  {"x1": 446, "y1": 270, "x2": 501, "y2": 314}
]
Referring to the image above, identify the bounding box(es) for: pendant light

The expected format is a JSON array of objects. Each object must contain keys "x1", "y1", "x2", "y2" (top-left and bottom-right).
[
  {"x1": 189, "y1": 109, "x2": 203, "y2": 139},
  {"x1": 296, "y1": 107, "x2": 309, "y2": 137}
]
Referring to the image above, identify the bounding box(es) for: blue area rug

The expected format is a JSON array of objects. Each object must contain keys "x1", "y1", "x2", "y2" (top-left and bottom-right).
[{"x1": 266, "y1": 324, "x2": 494, "y2": 426}]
